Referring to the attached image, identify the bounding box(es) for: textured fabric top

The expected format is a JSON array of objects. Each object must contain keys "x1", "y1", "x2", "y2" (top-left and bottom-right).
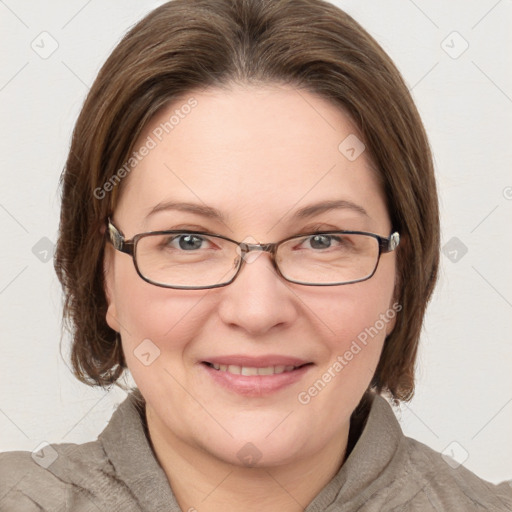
[{"x1": 1, "y1": 388, "x2": 511, "y2": 511}]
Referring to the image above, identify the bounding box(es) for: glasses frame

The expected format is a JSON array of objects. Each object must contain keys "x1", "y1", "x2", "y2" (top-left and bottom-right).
[{"x1": 106, "y1": 218, "x2": 400, "y2": 290}]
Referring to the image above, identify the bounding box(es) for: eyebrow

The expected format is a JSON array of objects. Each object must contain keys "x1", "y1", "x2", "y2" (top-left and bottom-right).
[
  {"x1": 145, "y1": 199, "x2": 368, "y2": 223},
  {"x1": 146, "y1": 201, "x2": 226, "y2": 222},
  {"x1": 293, "y1": 199, "x2": 369, "y2": 219}
]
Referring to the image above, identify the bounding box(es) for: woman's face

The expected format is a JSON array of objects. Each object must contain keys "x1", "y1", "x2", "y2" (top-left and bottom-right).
[{"x1": 104, "y1": 84, "x2": 398, "y2": 467}]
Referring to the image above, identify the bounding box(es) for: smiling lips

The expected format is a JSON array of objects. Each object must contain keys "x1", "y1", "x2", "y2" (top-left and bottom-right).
[
  {"x1": 205, "y1": 362, "x2": 300, "y2": 375},
  {"x1": 201, "y1": 355, "x2": 313, "y2": 395},
  {"x1": 202, "y1": 355, "x2": 311, "y2": 371}
]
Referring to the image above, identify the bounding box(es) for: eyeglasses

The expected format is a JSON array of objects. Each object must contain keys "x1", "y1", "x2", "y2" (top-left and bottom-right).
[{"x1": 106, "y1": 218, "x2": 400, "y2": 290}]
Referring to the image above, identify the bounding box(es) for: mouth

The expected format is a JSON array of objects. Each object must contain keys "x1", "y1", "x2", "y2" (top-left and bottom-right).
[
  {"x1": 202, "y1": 361, "x2": 311, "y2": 375},
  {"x1": 200, "y1": 356, "x2": 314, "y2": 396}
]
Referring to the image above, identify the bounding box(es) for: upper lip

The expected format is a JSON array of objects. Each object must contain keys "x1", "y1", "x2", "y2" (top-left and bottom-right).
[{"x1": 201, "y1": 355, "x2": 312, "y2": 368}]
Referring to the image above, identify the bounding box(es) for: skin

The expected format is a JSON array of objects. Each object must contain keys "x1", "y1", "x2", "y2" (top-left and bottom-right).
[{"x1": 104, "y1": 83, "x2": 398, "y2": 512}]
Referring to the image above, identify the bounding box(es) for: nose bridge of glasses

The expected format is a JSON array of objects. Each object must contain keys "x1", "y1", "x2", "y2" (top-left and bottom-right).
[{"x1": 238, "y1": 242, "x2": 276, "y2": 255}]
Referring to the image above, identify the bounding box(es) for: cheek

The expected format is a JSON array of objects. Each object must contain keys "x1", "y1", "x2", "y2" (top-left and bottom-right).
[
  {"x1": 324, "y1": 300, "x2": 388, "y2": 375},
  {"x1": 311, "y1": 275, "x2": 395, "y2": 346},
  {"x1": 307, "y1": 271, "x2": 397, "y2": 380},
  {"x1": 112, "y1": 261, "x2": 213, "y2": 358},
  {"x1": 295, "y1": 289, "x2": 394, "y2": 420}
]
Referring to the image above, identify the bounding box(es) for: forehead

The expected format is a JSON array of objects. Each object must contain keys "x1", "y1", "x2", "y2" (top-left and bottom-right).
[{"x1": 116, "y1": 84, "x2": 389, "y2": 234}]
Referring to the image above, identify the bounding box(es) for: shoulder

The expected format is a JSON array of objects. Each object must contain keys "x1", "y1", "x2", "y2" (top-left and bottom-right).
[
  {"x1": 0, "y1": 449, "x2": 60, "y2": 511},
  {"x1": 0, "y1": 440, "x2": 139, "y2": 512},
  {"x1": 398, "y1": 435, "x2": 512, "y2": 511},
  {"x1": 357, "y1": 394, "x2": 512, "y2": 511}
]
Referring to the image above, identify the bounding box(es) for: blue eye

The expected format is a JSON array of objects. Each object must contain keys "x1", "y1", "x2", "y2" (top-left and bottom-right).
[
  {"x1": 308, "y1": 234, "x2": 334, "y2": 249},
  {"x1": 303, "y1": 234, "x2": 346, "y2": 250},
  {"x1": 171, "y1": 234, "x2": 207, "y2": 251}
]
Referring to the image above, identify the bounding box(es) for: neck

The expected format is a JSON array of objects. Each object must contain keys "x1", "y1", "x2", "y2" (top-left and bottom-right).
[{"x1": 146, "y1": 407, "x2": 350, "y2": 512}]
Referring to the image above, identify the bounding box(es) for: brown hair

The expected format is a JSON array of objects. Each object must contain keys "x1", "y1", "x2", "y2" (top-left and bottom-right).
[{"x1": 55, "y1": 0, "x2": 439, "y2": 401}]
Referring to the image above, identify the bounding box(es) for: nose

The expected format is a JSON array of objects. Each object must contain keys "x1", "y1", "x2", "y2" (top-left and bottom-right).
[{"x1": 217, "y1": 251, "x2": 299, "y2": 336}]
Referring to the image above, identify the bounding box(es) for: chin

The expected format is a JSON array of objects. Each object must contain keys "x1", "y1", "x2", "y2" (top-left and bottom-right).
[
  {"x1": 207, "y1": 436, "x2": 305, "y2": 469},
  {"x1": 192, "y1": 414, "x2": 315, "y2": 468}
]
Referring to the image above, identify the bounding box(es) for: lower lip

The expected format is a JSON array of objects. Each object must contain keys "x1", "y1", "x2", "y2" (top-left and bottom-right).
[{"x1": 201, "y1": 363, "x2": 313, "y2": 396}]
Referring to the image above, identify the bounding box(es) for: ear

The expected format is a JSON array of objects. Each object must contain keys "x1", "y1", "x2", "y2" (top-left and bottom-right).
[
  {"x1": 103, "y1": 243, "x2": 121, "y2": 333},
  {"x1": 385, "y1": 290, "x2": 402, "y2": 336},
  {"x1": 385, "y1": 303, "x2": 398, "y2": 336},
  {"x1": 385, "y1": 272, "x2": 402, "y2": 336}
]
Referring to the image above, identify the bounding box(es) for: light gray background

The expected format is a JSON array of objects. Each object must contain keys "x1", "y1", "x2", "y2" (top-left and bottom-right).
[{"x1": 1, "y1": 0, "x2": 511, "y2": 484}]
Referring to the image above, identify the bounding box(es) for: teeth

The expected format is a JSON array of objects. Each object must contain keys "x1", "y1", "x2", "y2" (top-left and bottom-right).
[
  {"x1": 241, "y1": 367, "x2": 258, "y2": 376},
  {"x1": 208, "y1": 363, "x2": 299, "y2": 375},
  {"x1": 228, "y1": 365, "x2": 241, "y2": 374}
]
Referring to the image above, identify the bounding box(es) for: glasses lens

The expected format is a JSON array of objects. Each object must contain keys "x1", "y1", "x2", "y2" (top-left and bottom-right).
[
  {"x1": 276, "y1": 232, "x2": 379, "y2": 285},
  {"x1": 132, "y1": 231, "x2": 381, "y2": 288},
  {"x1": 135, "y1": 233, "x2": 239, "y2": 288}
]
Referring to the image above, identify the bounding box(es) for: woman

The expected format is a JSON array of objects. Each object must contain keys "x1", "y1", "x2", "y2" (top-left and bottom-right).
[{"x1": 1, "y1": 0, "x2": 510, "y2": 510}]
